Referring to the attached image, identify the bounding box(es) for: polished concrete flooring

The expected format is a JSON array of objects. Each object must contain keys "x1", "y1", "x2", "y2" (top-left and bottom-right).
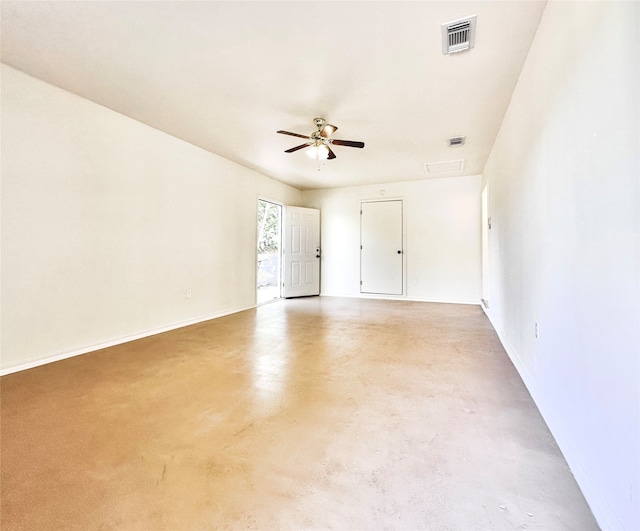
[{"x1": 1, "y1": 297, "x2": 598, "y2": 530}]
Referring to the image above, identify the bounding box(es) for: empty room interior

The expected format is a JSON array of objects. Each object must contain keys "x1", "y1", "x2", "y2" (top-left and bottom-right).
[{"x1": 1, "y1": 1, "x2": 638, "y2": 530}]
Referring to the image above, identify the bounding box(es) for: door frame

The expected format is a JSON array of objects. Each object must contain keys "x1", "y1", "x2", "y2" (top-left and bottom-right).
[
  {"x1": 481, "y1": 181, "x2": 490, "y2": 309},
  {"x1": 359, "y1": 198, "x2": 406, "y2": 297}
]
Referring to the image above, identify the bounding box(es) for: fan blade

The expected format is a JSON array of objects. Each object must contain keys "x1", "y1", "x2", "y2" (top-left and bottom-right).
[
  {"x1": 320, "y1": 123, "x2": 338, "y2": 138},
  {"x1": 331, "y1": 139, "x2": 365, "y2": 148},
  {"x1": 277, "y1": 130, "x2": 311, "y2": 140},
  {"x1": 285, "y1": 142, "x2": 313, "y2": 153},
  {"x1": 327, "y1": 146, "x2": 337, "y2": 159}
]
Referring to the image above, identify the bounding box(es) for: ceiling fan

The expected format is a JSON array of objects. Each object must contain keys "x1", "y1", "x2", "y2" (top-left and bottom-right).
[{"x1": 277, "y1": 117, "x2": 365, "y2": 160}]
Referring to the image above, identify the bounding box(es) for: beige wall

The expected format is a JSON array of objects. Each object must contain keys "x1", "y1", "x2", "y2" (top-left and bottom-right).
[
  {"x1": 303, "y1": 175, "x2": 482, "y2": 304},
  {"x1": 1, "y1": 65, "x2": 302, "y2": 373},
  {"x1": 483, "y1": 2, "x2": 639, "y2": 529},
  {"x1": 1, "y1": 65, "x2": 481, "y2": 368}
]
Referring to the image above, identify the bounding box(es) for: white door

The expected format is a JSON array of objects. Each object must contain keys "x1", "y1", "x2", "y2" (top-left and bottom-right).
[
  {"x1": 361, "y1": 200, "x2": 403, "y2": 295},
  {"x1": 284, "y1": 206, "x2": 320, "y2": 298}
]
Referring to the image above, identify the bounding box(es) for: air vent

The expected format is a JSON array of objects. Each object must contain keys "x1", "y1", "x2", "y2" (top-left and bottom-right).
[
  {"x1": 442, "y1": 15, "x2": 476, "y2": 54},
  {"x1": 448, "y1": 136, "x2": 466, "y2": 146}
]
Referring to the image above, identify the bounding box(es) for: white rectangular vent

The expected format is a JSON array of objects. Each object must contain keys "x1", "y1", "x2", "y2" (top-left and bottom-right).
[
  {"x1": 442, "y1": 15, "x2": 476, "y2": 54},
  {"x1": 423, "y1": 160, "x2": 465, "y2": 175}
]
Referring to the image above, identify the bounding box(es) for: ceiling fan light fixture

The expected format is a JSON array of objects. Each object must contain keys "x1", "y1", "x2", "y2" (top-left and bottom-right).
[
  {"x1": 306, "y1": 144, "x2": 329, "y2": 160},
  {"x1": 317, "y1": 144, "x2": 330, "y2": 159}
]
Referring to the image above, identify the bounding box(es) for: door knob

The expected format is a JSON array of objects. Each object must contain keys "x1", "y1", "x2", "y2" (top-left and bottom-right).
[{"x1": 397, "y1": 250, "x2": 402, "y2": 254}]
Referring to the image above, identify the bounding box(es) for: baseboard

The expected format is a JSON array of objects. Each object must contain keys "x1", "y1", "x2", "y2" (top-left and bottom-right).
[
  {"x1": 403, "y1": 296, "x2": 481, "y2": 306},
  {"x1": 0, "y1": 305, "x2": 255, "y2": 376},
  {"x1": 483, "y1": 310, "x2": 623, "y2": 531},
  {"x1": 320, "y1": 293, "x2": 481, "y2": 305}
]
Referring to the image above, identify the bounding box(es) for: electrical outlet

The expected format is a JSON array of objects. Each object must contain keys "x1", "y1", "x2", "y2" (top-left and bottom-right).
[
  {"x1": 534, "y1": 322, "x2": 540, "y2": 339},
  {"x1": 185, "y1": 289, "x2": 192, "y2": 299}
]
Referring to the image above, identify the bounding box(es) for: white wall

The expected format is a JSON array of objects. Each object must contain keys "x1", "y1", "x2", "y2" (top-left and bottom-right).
[
  {"x1": 302, "y1": 176, "x2": 481, "y2": 303},
  {"x1": 482, "y1": 2, "x2": 639, "y2": 530},
  {"x1": 1, "y1": 65, "x2": 302, "y2": 373}
]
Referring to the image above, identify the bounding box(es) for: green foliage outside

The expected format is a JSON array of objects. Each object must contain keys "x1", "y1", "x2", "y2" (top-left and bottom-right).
[{"x1": 257, "y1": 200, "x2": 281, "y2": 254}]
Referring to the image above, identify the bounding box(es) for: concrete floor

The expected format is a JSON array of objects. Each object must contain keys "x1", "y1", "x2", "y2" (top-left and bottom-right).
[{"x1": 1, "y1": 297, "x2": 598, "y2": 530}]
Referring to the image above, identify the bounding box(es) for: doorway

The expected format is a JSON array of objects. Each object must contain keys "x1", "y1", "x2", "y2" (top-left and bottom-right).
[
  {"x1": 360, "y1": 199, "x2": 404, "y2": 295},
  {"x1": 481, "y1": 182, "x2": 489, "y2": 308},
  {"x1": 257, "y1": 199, "x2": 283, "y2": 304}
]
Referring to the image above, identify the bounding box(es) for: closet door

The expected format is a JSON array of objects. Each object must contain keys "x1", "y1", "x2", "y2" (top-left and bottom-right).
[{"x1": 360, "y1": 200, "x2": 403, "y2": 295}]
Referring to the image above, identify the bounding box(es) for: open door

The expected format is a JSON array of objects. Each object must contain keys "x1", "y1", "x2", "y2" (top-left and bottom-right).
[{"x1": 283, "y1": 206, "x2": 320, "y2": 298}]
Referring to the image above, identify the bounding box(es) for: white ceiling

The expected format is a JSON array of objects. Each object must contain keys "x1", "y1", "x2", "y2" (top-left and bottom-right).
[{"x1": 1, "y1": 1, "x2": 546, "y2": 190}]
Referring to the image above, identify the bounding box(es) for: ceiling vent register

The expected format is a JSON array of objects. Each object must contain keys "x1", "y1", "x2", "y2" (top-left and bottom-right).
[{"x1": 442, "y1": 15, "x2": 477, "y2": 54}]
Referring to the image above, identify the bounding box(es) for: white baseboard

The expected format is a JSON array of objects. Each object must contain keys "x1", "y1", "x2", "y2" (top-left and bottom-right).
[
  {"x1": 403, "y1": 296, "x2": 481, "y2": 306},
  {"x1": 0, "y1": 305, "x2": 255, "y2": 376},
  {"x1": 482, "y1": 308, "x2": 622, "y2": 531},
  {"x1": 320, "y1": 293, "x2": 481, "y2": 305}
]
